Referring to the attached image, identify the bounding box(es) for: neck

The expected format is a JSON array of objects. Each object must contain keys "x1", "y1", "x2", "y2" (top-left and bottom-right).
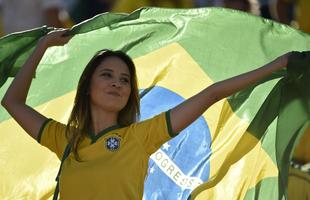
[{"x1": 90, "y1": 105, "x2": 118, "y2": 135}]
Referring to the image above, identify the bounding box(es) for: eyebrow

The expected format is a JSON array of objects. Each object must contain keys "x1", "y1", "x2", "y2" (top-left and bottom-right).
[{"x1": 99, "y1": 68, "x2": 130, "y2": 78}]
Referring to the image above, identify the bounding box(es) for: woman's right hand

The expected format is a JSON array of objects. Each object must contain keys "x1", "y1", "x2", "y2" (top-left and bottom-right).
[
  {"x1": 39, "y1": 29, "x2": 72, "y2": 48},
  {"x1": 1, "y1": 29, "x2": 72, "y2": 141}
]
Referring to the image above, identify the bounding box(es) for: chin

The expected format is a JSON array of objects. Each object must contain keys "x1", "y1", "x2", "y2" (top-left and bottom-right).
[
  {"x1": 90, "y1": 102, "x2": 123, "y2": 113},
  {"x1": 102, "y1": 103, "x2": 127, "y2": 113},
  {"x1": 105, "y1": 107, "x2": 123, "y2": 113}
]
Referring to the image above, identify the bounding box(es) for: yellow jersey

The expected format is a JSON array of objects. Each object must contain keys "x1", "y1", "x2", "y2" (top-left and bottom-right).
[{"x1": 38, "y1": 111, "x2": 176, "y2": 199}]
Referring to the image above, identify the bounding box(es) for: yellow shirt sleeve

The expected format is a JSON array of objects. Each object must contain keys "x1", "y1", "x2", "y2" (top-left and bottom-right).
[
  {"x1": 37, "y1": 119, "x2": 68, "y2": 159},
  {"x1": 130, "y1": 110, "x2": 177, "y2": 155}
]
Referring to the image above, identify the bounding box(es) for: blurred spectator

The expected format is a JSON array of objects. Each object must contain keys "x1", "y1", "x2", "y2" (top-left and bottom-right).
[
  {"x1": 1, "y1": 0, "x2": 66, "y2": 35},
  {"x1": 277, "y1": 0, "x2": 310, "y2": 34},
  {"x1": 62, "y1": 0, "x2": 76, "y2": 11},
  {"x1": 224, "y1": 0, "x2": 251, "y2": 12},
  {"x1": 0, "y1": 0, "x2": 3, "y2": 36},
  {"x1": 258, "y1": 0, "x2": 273, "y2": 19},
  {"x1": 68, "y1": 0, "x2": 115, "y2": 24},
  {"x1": 194, "y1": 0, "x2": 218, "y2": 7},
  {"x1": 224, "y1": 0, "x2": 260, "y2": 14},
  {"x1": 276, "y1": 0, "x2": 294, "y2": 25},
  {"x1": 112, "y1": 0, "x2": 194, "y2": 13}
]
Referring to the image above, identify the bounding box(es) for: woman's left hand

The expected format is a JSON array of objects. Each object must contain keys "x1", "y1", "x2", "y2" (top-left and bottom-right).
[{"x1": 287, "y1": 51, "x2": 310, "y2": 69}]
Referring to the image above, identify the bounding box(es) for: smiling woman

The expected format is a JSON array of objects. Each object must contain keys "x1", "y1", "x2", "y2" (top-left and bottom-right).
[
  {"x1": 0, "y1": 29, "x2": 297, "y2": 200},
  {"x1": 67, "y1": 49, "x2": 140, "y2": 162}
]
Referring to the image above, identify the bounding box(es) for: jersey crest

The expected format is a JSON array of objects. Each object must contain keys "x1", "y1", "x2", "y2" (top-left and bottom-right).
[{"x1": 105, "y1": 136, "x2": 121, "y2": 151}]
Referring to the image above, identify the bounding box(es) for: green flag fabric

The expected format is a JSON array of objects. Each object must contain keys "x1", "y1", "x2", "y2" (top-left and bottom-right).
[{"x1": 0, "y1": 7, "x2": 309, "y2": 200}]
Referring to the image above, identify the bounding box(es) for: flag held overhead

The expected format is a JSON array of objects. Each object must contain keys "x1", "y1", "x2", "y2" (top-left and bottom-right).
[{"x1": 0, "y1": 7, "x2": 309, "y2": 200}]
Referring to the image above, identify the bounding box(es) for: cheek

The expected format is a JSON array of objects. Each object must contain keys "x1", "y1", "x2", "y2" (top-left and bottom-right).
[
  {"x1": 89, "y1": 80, "x2": 103, "y2": 102},
  {"x1": 90, "y1": 78, "x2": 103, "y2": 93},
  {"x1": 89, "y1": 90, "x2": 100, "y2": 106},
  {"x1": 124, "y1": 86, "x2": 131, "y2": 99}
]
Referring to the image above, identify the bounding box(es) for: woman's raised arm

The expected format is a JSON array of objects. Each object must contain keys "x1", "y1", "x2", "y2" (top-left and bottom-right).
[
  {"x1": 1, "y1": 29, "x2": 71, "y2": 140},
  {"x1": 169, "y1": 53, "x2": 289, "y2": 133}
]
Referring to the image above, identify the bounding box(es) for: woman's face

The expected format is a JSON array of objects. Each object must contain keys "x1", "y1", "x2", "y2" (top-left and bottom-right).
[{"x1": 89, "y1": 56, "x2": 131, "y2": 113}]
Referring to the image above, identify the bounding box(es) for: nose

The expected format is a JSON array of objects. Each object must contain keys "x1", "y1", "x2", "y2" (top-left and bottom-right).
[{"x1": 111, "y1": 79, "x2": 121, "y2": 88}]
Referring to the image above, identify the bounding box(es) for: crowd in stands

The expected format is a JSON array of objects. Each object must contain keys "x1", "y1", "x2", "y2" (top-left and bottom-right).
[{"x1": 0, "y1": 0, "x2": 309, "y2": 36}]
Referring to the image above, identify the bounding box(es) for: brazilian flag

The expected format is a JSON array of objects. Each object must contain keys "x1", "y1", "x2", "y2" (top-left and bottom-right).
[{"x1": 0, "y1": 7, "x2": 309, "y2": 200}]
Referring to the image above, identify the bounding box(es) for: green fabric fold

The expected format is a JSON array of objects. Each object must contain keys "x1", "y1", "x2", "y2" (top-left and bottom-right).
[
  {"x1": 0, "y1": 27, "x2": 52, "y2": 87},
  {"x1": 244, "y1": 52, "x2": 310, "y2": 198},
  {"x1": 0, "y1": 10, "x2": 140, "y2": 88}
]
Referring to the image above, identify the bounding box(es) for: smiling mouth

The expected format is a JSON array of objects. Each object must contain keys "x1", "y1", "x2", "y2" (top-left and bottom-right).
[{"x1": 107, "y1": 92, "x2": 121, "y2": 97}]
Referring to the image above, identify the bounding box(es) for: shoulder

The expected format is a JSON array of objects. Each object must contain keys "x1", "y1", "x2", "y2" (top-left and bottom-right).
[{"x1": 37, "y1": 118, "x2": 67, "y2": 143}]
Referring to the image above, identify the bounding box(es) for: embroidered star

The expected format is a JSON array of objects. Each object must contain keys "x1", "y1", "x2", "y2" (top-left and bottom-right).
[{"x1": 162, "y1": 143, "x2": 170, "y2": 151}]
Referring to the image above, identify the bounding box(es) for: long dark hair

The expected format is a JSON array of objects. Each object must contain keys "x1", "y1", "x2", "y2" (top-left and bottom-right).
[{"x1": 66, "y1": 49, "x2": 140, "y2": 160}]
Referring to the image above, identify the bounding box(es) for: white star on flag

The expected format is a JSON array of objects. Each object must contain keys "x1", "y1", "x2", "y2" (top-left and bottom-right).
[{"x1": 162, "y1": 143, "x2": 170, "y2": 151}]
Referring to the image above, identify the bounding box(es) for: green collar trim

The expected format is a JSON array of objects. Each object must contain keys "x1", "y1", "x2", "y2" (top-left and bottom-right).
[
  {"x1": 165, "y1": 110, "x2": 178, "y2": 137},
  {"x1": 89, "y1": 124, "x2": 121, "y2": 144},
  {"x1": 37, "y1": 118, "x2": 52, "y2": 143}
]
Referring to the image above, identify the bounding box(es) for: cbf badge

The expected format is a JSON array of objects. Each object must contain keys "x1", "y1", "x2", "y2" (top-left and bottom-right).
[{"x1": 105, "y1": 136, "x2": 121, "y2": 151}]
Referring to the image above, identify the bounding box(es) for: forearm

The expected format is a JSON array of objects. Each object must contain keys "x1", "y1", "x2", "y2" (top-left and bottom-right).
[
  {"x1": 1, "y1": 30, "x2": 70, "y2": 139},
  {"x1": 1, "y1": 40, "x2": 48, "y2": 106},
  {"x1": 170, "y1": 54, "x2": 288, "y2": 133},
  {"x1": 209, "y1": 54, "x2": 288, "y2": 103}
]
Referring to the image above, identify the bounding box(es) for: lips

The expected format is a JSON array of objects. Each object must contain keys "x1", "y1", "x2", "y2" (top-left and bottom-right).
[{"x1": 107, "y1": 91, "x2": 121, "y2": 97}]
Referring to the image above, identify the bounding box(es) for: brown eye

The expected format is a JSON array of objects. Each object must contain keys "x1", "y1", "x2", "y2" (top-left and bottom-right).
[
  {"x1": 101, "y1": 72, "x2": 112, "y2": 78},
  {"x1": 120, "y1": 77, "x2": 129, "y2": 84}
]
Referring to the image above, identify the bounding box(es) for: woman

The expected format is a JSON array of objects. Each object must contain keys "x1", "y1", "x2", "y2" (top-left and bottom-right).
[{"x1": 1, "y1": 30, "x2": 292, "y2": 199}]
